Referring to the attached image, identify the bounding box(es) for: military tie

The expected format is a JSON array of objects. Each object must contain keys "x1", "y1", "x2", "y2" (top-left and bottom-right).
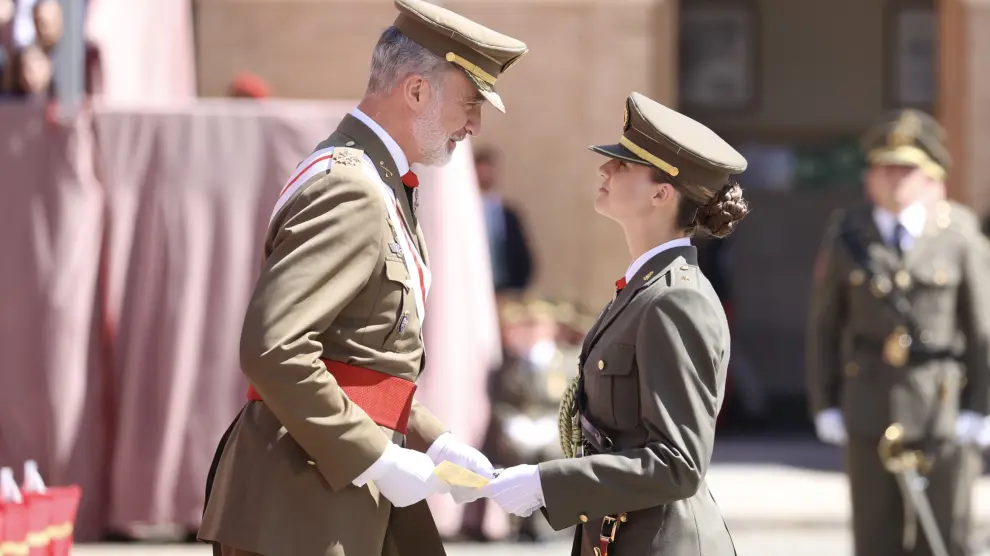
[
  {"x1": 891, "y1": 222, "x2": 906, "y2": 256},
  {"x1": 401, "y1": 171, "x2": 419, "y2": 188},
  {"x1": 614, "y1": 277, "x2": 626, "y2": 300}
]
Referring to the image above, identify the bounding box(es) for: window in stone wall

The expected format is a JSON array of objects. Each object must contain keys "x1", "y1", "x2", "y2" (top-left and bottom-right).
[
  {"x1": 884, "y1": 0, "x2": 936, "y2": 109},
  {"x1": 679, "y1": 0, "x2": 760, "y2": 113}
]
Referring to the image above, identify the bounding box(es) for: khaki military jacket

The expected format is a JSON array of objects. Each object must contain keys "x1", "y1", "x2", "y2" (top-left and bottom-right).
[
  {"x1": 199, "y1": 114, "x2": 448, "y2": 556},
  {"x1": 806, "y1": 201, "x2": 990, "y2": 441},
  {"x1": 539, "y1": 246, "x2": 736, "y2": 556}
]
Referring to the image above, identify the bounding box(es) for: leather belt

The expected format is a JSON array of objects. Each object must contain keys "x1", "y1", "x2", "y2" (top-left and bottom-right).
[
  {"x1": 851, "y1": 336, "x2": 960, "y2": 365},
  {"x1": 245, "y1": 359, "x2": 417, "y2": 434},
  {"x1": 579, "y1": 414, "x2": 627, "y2": 556}
]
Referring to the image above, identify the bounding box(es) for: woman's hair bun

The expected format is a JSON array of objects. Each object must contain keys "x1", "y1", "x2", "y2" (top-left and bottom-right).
[{"x1": 696, "y1": 182, "x2": 749, "y2": 238}]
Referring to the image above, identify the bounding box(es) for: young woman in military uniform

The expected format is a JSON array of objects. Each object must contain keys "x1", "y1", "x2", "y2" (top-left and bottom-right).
[{"x1": 471, "y1": 92, "x2": 750, "y2": 556}]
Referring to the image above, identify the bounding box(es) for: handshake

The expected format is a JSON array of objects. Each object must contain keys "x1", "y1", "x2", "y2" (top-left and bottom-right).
[{"x1": 353, "y1": 433, "x2": 545, "y2": 517}]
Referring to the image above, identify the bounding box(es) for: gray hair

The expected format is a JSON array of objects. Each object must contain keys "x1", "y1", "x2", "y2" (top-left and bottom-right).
[{"x1": 366, "y1": 27, "x2": 451, "y2": 96}]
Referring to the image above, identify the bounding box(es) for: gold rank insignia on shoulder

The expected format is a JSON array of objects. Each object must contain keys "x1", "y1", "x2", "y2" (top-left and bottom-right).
[{"x1": 883, "y1": 326, "x2": 912, "y2": 368}]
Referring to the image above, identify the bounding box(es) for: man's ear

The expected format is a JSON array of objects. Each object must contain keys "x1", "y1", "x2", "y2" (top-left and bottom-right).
[{"x1": 402, "y1": 75, "x2": 431, "y2": 111}]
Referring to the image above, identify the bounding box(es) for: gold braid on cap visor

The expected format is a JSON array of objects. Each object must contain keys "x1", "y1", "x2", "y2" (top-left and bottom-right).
[
  {"x1": 868, "y1": 145, "x2": 946, "y2": 181},
  {"x1": 618, "y1": 136, "x2": 680, "y2": 177},
  {"x1": 445, "y1": 52, "x2": 497, "y2": 85}
]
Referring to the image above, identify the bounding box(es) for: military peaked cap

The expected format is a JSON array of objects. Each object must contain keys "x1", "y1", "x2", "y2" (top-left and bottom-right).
[
  {"x1": 861, "y1": 109, "x2": 950, "y2": 181},
  {"x1": 590, "y1": 92, "x2": 747, "y2": 190},
  {"x1": 393, "y1": 0, "x2": 528, "y2": 113}
]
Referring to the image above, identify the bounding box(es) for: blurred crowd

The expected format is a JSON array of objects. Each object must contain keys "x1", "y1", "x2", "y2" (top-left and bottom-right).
[{"x1": 0, "y1": 0, "x2": 99, "y2": 99}]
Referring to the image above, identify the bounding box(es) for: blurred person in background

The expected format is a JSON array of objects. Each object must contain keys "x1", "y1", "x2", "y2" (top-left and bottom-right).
[
  {"x1": 0, "y1": 0, "x2": 12, "y2": 94},
  {"x1": 1, "y1": 0, "x2": 60, "y2": 97},
  {"x1": 476, "y1": 146, "x2": 534, "y2": 294},
  {"x1": 9, "y1": 42, "x2": 50, "y2": 96},
  {"x1": 460, "y1": 298, "x2": 580, "y2": 543},
  {"x1": 468, "y1": 92, "x2": 750, "y2": 556},
  {"x1": 31, "y1": 0, "x2": 61, "y2": 53},
  {"x1": 227, "y1": 71, "x2": 271, "y2": 99},
  {"x1": 197, "y1": 1, "x2": 528, "y2": 555},
  {"x1": 807, "y1": 109, "x2": 990, "y2": 556}
]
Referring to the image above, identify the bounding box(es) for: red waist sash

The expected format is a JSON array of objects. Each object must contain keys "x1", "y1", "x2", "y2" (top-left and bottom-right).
[{"x1": 245, "y1": 359, "x2": 416, "y2": 434}]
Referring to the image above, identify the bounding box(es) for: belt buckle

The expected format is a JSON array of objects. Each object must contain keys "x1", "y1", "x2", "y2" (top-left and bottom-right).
[{"x1": 600, "y1": 516, "x2": 619, "y2": 543}]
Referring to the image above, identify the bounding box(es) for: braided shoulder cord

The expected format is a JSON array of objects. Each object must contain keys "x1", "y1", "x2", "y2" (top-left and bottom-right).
[{"x1": 558, "y1": 374, "x2": 583, "y2": 458}]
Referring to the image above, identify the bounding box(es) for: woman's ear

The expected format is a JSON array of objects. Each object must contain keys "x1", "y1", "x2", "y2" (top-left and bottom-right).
[{"x1": 653, "y1": 182, "x2": 675, "y2": 205}]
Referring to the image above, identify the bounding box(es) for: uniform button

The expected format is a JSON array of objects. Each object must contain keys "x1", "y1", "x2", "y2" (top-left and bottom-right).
[
  {"x1": 579, "y1": 514, "x2": 589, "y2": 523},
  {"x1": 307, "y1": 460, "x2": 316, "y2": 466},
  {"x1": 920, "y1": 330, "x2": 934, "y2": 344},
  {"x1": 598, "y1": 360, "x2": 605, "y2": 370},
  {"x1": 844, "y1": 363, "x2": 859, "y2": 377}
]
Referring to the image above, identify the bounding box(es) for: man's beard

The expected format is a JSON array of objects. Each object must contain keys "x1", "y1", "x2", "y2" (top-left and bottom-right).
[{"x1": 412, "y1": 93, "x2": 458, "y2": 167}]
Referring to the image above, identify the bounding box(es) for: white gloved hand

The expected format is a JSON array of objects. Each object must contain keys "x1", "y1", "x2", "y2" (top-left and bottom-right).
[
  {"x1": 956, "y1": 411, "x2": 988, "y2": 446},
  {"x1": 352, "y1": 443, "x2": 450, "y2": 508},
  {"x1": 427, "y1": 433, "x2": 495, "y2": 504},
  {"x1": 477, "y1": 464, "x2": 544, "y2": 517},
  {"x1": 814, "y1": 408, "x2": 847, "y2": 445}
]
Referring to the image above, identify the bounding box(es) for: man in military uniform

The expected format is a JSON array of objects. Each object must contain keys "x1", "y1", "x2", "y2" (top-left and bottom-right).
[
  {"x1": 197, "y1": 2, "x2": 528, "y2": 555},
  {"x1": 807, "y1": 109, "x2": 990, "y2": 556}
]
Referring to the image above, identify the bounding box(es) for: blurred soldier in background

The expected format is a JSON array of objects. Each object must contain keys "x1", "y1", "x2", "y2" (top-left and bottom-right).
[
  {"x1": 807, "y1": 109, "x2": 990, "y2": 556},
  {"x1": 460, "y1": 297, "x2": 584, "y2": 543}
]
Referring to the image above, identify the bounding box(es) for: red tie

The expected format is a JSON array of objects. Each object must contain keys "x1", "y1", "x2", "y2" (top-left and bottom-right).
[
  {"x1": 615, "y1": 277, "x2": 627, "y2": 292},
  {"x1": 401, "y1": 171, "x2": 419, "y2": 188}
]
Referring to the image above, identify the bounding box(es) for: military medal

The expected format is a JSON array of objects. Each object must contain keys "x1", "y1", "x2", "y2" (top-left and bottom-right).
[{"x1": 883, "y1": 325, "x2": 912, "y2": 367}]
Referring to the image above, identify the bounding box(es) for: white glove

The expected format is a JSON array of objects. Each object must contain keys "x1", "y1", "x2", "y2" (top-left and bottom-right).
[
  {"x1": 352, "y1": 443, "x2": 450, "y2": 508},
  {"x1": 477, "y1": 464, "x2": 544, "y2": 517},
  {"x1": 427, "y1": 432, "x2": 495, "y2": 504},
  {"x1": 814, "y1": 408, "x2": 847, "y2": 445},
  {"x1": 956, "y1": 411, "x2": 988, "y2": 447}
]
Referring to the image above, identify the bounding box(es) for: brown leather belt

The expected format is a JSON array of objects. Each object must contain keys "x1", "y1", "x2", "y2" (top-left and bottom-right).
[
  {"x1": 245, "y1": 359, "x2": 417, "y2": 434},
  {"x1": 580, "y1": 414, "x2": 628, "y2": 556}
]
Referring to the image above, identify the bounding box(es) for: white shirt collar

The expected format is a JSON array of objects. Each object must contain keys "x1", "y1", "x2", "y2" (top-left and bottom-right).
[
  {"x1": 873, "y1": 202, "x2": 927, "y2": 242},
  {"x1": 625, "y1": 237, "x2": 693, "y2": 282},
  {"x1": 349, "y1": 108, "x2": 410, "y2": 175}
]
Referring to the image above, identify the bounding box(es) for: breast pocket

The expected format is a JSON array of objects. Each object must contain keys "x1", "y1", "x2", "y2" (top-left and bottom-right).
[
  {"x1": 380, "y1": 258, "x2": 421, "y2": 353},
  {"x1": 911, "y1": 261, "x2": 962, "y2": 321},
  {"x1": 587, "y1": 343, "x2": 639, "y2": 430}
]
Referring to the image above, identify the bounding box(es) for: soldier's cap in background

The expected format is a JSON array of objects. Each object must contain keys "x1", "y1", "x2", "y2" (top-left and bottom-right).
[
  {"x1": 861, "y1": 109, "x2": 950, "y2": 181},
  {"x1": 590, "y1": 92, "x2": 748, "y2": 190},
  {"x1": 393, "y1": 0, "x2": 528, "y2": 113}
]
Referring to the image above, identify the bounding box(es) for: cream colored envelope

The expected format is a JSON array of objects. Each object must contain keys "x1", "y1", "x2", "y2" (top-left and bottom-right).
[{"x1": 433, "y1": 461, "x2": 492, "y2": 488}]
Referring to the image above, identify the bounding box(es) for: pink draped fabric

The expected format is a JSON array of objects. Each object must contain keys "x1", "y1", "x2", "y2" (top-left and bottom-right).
[
  {"x1": 84, "y1": 0, "x2": 197, "y2": 103},
  {"x1": 0, "y1": 102, "x2": 110, "y2": 540},
  {"x1": 415, "y1": 140, "x2": 504, "y2": 536},
  {"x1": 94, "y1": 100, "x2": 355, "y2": 535}
]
